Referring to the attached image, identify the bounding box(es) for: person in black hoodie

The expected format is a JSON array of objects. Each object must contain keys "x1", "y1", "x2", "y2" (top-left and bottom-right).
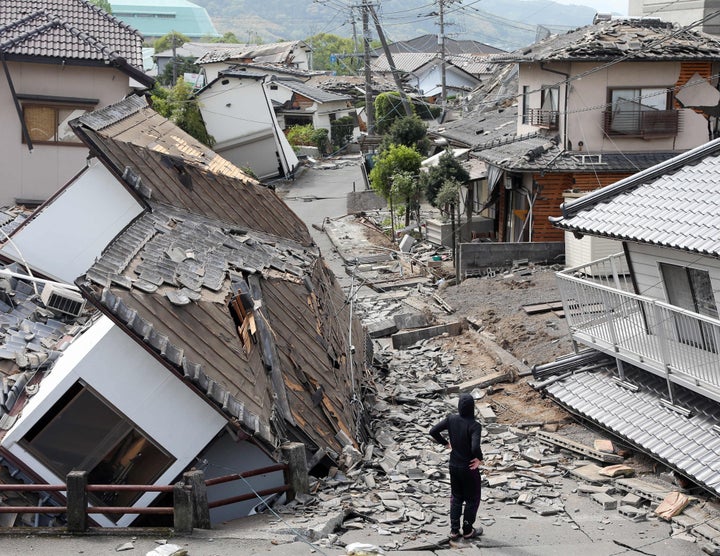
[{"x1": 429, "y1": 393, "x2": 483, "y2": 540}]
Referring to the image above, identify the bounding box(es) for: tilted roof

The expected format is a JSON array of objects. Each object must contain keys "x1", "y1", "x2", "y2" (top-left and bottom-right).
[
  {"x1": 372, "y1": 52, "x2": 499, "y2": 77},
  {"x1": 70, "y1": 96, "x2": 366, "y2": 457},
  {"x1": 272, "y1": 78, "x2": 352, "y2": 103},
  {"x1": 551, "y1": 138, "x2": 720, "y2": 256},
  {"x1": 500, "y1": 17, "x2": 720, "y2": 63},
  {"x1": 196, "y1": 41, "x2": 311, "y2": 66},
  {"x1": 71, "y1": 95, "x2": 311, "y2": 245},
  {"x1": 541, "y1": 364, "x2": 720, "y2": 498},
  {"x1": 0, "y1": 0, "x2": 145, "y2": 72},
  {"x1": 376, "y1": 34, "x2": 504, "y2": 56}
]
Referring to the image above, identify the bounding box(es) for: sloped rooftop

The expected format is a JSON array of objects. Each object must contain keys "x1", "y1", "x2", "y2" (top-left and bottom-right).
[
  {"x1": 272, "y1": 78, "x2": 352, "y2": 103},
  {"x1": 551, "y1": 138, "x2": 720, "y2": 256},
  {"x1": 0, "y1": 0, "x2": 144, "y2": 71},
  {"x1": 500, "y1": 17, "x2": 720, "y2": 62},
  {"x1": 539, "y1": 364, "x2": 720, "y2": 497},
  {"x1": 71, "y1": 96, "x2": 312, "y2": 246},
  {"x1": 70, "y1": 96, "x2": 366, "y2": 457}
]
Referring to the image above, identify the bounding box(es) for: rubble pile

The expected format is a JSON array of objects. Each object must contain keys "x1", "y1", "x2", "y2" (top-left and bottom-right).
[{"x1": 273, "y1": 335, "x2": 720, "y2": 553}]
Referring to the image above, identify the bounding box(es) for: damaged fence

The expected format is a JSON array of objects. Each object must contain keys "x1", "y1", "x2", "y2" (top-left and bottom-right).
[{"x1": 0, "y1": 443, "x2": 311, "y2": 533}]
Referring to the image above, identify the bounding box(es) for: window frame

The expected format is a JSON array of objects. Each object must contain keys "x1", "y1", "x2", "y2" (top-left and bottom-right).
[
  {"x1": 19, "y1": 96, "x2": 97, "y2": 146},
  {"x1": 605, "y1": 86, "x2": 677, "y2": 138}
]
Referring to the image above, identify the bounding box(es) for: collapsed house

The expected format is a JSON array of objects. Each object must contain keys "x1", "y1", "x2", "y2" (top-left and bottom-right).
[
  {"x1": 535, "y1": 137, "x2": 720, "y2": 497},
  {"x1": 0, "y1": 95, "x2": 368, "y2": 527}
]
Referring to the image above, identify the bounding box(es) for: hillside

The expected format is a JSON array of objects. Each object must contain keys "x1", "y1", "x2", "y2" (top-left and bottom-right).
[{"x1": 194, "y1": 0, "x2": 601, "y2": 51}]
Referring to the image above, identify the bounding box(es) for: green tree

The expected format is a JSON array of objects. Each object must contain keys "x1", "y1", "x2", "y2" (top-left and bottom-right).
[
  {"x1": 391, "y1": 171, "x2": 423, "y2": 230},
  {"x1": 331, "y1": 115, "x2": 355, "y2": 149},
  {"x1": 287, "y1": 124, "x2": 329, "y2": 154},
  {"x1": 306, "y1": 33, "x2": 357, "y2": 74},
  {"x1": 158, "y1": 56, "x2": 201, "y2": 87},
  {"x1": 421, "y1": 150, "x2": 470, "y2": 207},
  {"x1": 435, "y1": 178, "x2": 463, "y2": 282},
  {"x1": 369, "y1": 144, "x2": 422, "y2": 237},
  {"x1": 375, "y1": 92, "x2": 442, "y2": 134},
  {"x1": 379, "y1": 115, "x2": 430, "y2": 156},
  {"x1": 150, "y1": 81, "x2": 215, "y2": 147},
  {"x1": 206, "y1": 32, "x2": 241, "y2": 43},
  {"x1": 153, "y1": 31, "x2": 190, "y2": 54},
  {"x1": 89, "y1": 0, "x2": 112, "y2": 12}
]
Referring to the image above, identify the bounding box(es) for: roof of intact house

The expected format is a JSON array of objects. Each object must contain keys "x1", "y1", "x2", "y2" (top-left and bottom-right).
[
  {"x1": 0, "y1": 0, "x2": 147, "y2": 77},
  {"x1": 551, "y1": 137, "x2": 720, "y2": 256},
  {"x1": 71, "y1": 95, "x2": 311, "y2": 246},
  {"x1": 375, "y1": 34, "x2": 504, "y2": 56},
  {"x1": 372, "y1": 52, "x2": 499, "y2": 78},
  {"x1": 538, "y1": 362, "x2": 720, "y2": 498},
  {"x1": 499, "y1": 17, "x2": 720, "y2": 63},
  {"x1": 70, "y1": 96, "x2": 366, "y2": 458}
]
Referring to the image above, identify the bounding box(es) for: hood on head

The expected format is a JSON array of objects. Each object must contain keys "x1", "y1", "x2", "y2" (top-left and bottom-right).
[{"x1": 458, "y1": 393, "x2": 475, "y2": 417}]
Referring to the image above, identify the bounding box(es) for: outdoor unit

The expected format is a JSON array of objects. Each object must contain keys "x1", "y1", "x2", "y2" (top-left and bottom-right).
[{"x1": 40, "y1": 284, "x2": 86, "y2": 317}]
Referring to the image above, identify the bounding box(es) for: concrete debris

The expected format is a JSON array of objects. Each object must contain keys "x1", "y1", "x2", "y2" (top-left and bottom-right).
[{"x1": 145, "y1": 545, "x2": 188, "y2": 556}]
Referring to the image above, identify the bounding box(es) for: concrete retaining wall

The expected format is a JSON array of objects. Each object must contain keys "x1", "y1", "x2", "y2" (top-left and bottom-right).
[
  {"x1": 347, "y1": 190, "x2": 386, "y2": 213},
  {"x1": 459, "y1": 242, "x2": 565, "y2": 276}
]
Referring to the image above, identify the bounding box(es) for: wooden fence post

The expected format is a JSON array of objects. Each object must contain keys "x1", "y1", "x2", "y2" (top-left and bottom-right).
[
  {"x1": 66, "y1": 471, "x2": 88, "y2": 532},
  {"x1": 281, "y1": 442, "x2": 309, "y2": 502},
  {"x1": 183, "y1": 469, "x2": 211, "y2": 529},
  {"x1": 173, "y1": 481, "x2": 193, "y2": 534}
]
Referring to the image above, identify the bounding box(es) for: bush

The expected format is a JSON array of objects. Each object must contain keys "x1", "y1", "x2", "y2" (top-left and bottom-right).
[
  {"x1": 331, "y1": 115, "x2": 355, "y2": 148},
  {"x1": 287, "y1": 124, "x2": 329, "y2": 154}
]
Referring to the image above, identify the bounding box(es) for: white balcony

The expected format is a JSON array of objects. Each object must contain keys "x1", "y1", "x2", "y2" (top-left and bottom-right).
[{"x1": 556, "y1": 253, "x2": 720, "y2": 403}]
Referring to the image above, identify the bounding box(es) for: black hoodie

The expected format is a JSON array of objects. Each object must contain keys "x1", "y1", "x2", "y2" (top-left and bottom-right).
[{"x1": 429, "y1": 393, "x2": 483, "y2": 468}]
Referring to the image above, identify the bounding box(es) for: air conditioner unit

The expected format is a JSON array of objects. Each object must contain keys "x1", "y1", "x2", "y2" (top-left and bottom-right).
[{"x1": 40, "y1": 284, "x2": 86, "y2": 318}]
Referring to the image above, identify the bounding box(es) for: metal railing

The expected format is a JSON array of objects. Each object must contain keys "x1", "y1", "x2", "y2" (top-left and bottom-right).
[
  {"x1": 603, "y1": 108, "x2": 679, "y2": 138},
  {"x1": 557, "y1": 253, "x2": 720, "y2": 400},
  {"x1": 0, "y1": 463, "x2": 290, "y2": 533},
  {"x1": 527, "y1": 108, "x2": 559, "y2": 130}
]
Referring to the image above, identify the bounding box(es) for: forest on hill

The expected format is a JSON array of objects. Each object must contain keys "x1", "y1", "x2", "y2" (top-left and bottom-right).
[{"x1": 193, "y1": 0, "x2": 601, "y2": 51}]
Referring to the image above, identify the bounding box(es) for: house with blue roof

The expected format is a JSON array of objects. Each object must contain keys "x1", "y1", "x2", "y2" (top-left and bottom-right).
[{"x1": 110, "y1": 0, "x2": 220, "y2": 40}]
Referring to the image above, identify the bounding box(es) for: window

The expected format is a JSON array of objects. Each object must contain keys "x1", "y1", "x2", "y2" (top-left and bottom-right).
[
  {"x1": 21, "y1": 100, "x2": 95, "y2": 145},
  {"x1": 605, "y1": 87, "x2": 677, "y2": 137},
  {"x1": 22, "y1": 383, "x2": 174, "y2": 510},
  {"x1": 521, "y1": 85, "x2": 530, "y2": 124},
  {"x1": 526, "y1": 85, "x2": 559, "y2": 129},
  {"x1": 660, "y1": 263, "x2": 718, "y2": 351}
]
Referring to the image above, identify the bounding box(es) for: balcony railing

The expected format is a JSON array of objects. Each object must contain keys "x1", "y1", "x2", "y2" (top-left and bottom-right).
[
  {"x1": 527, "y1": 108, "x2": 559, "y2": 130},
  {"x1": 556, "y1": 252, "x2": 720, "y2": 402},
  {"x1": 603, "y1": 109, "x2": 679, "y2": 138}
]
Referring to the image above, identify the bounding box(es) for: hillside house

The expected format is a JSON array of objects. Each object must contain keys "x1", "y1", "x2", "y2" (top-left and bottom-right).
[
  {"x1": 434, "y1": 17, "x2": 720, "y2": 244},
  {"x1": 0, "y1": 96, "x2": 366, "y2": 527},
  {"x1": 0, "y1": 0, "x2": 154, "y2": 206},
  {"x1": 537, "y1": 138, "x2": 720, "y2": 497}
]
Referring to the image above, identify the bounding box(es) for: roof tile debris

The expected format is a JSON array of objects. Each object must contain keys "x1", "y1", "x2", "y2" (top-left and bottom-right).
[
  {"x1": 196, "y1": 40, "x2": 310, "y2": 66},
  {"x1": 500, "y1": 18, "x2": 720, "y2": 62}
]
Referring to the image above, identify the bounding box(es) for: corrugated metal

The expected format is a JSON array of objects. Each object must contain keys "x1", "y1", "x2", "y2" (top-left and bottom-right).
[
  {"x1": 542, "y1": 365, "x2": 720, "y2": 496},
  {"x1": 0, "y1": 0, "x2": 144, "y2": 69}
]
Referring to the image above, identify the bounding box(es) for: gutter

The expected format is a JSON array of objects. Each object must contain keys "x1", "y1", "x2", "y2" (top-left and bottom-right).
[
  {"x1": 540, "y1": 63, "x2": 569, "y2": 151},
  {"x1": 1, "y1": 51, "x2": 33, "y2": 151}
]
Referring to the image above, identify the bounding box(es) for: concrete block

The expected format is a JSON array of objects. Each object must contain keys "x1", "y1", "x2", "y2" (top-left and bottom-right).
[
  {"x1": 591, "y1": 492, "x2": 617, "y2": 510},
  {"x1": 390, "y1": 321, "x2": 463, "y2": 349},
  {"x1": 393, "y1": 312, "x2": 429, "y2": 330},
  {"x1": 367, "y1": 319, "x2": 398, "y2": 338},
  {"x1": 477, "y1": 403, "x2": 497, "y2": 423},
  {"x1": 621, "y1": 493, "x2": 643, "y2": 508},
  {"x1": 458, "y1": 370, "x2": 512, "y2": 391}
]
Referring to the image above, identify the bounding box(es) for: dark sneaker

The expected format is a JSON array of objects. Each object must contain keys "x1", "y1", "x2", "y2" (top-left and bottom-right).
[
  {"x1": 450, "y1": 530, "x2": 461, "y2": 541},
  {"x1": 463, "y1": 526, "x2": 483, "y2": 539}
]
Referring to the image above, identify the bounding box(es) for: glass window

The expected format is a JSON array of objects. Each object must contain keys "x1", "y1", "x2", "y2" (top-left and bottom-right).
[{"x1": 521, "y1": 85, "x2": 530, "y2": 124}]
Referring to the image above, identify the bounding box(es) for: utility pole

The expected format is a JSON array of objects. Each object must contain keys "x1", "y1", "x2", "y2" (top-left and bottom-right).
[
  {"x1": 362, "y1": 1, "x2": 374, "y2": 135},
  {"x1": 438, "y1": 1, "x2": 447, "y2": 105},
  {"x1": 368, "y1": 4, "x2": 413, "y2": 118}
]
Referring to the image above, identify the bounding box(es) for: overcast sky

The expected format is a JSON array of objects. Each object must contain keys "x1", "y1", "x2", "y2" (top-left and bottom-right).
[{"x1": 556, "y1": 0, "x2": 629, "y2": 15}]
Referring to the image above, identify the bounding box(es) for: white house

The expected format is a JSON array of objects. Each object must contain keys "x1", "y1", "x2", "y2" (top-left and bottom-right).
[
  {"x1": 0, "y1": 96, "x2": 366, "y2": 527},
  {"x1": 196, "y1": 70, "x2": 299, "y2": 180},
  {"x1": 538, "y1": 137, "x2": 720, "y2": 497}
]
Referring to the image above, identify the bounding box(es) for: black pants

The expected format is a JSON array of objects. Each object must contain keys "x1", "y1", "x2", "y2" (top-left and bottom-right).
[{"x1": 449, "y1": 465, "x2": 482, "y2": 532}]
